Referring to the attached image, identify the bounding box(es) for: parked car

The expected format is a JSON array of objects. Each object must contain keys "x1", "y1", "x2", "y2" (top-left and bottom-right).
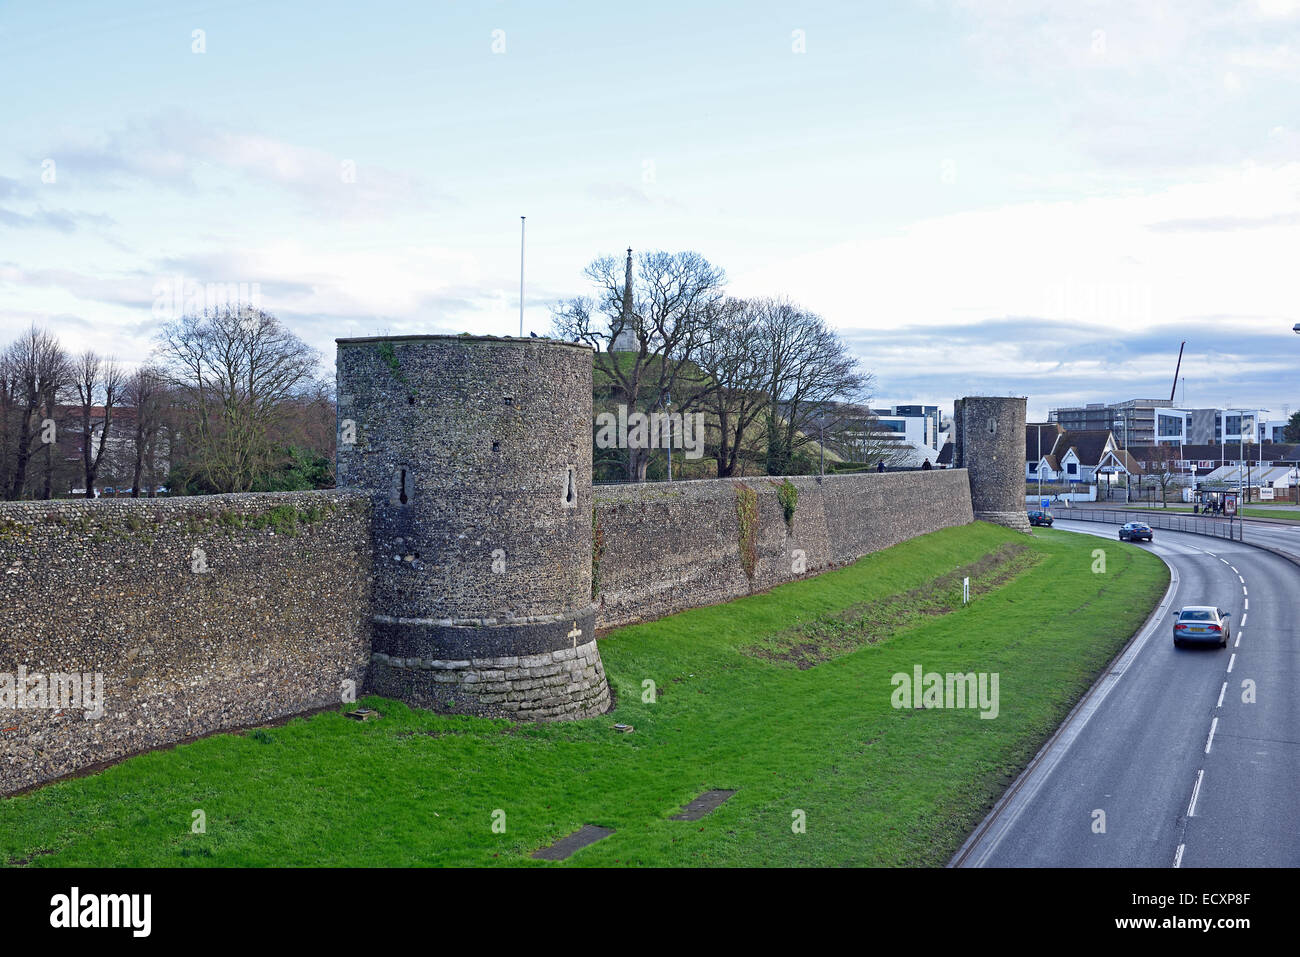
[
  {"x1": 1173, "y1": 606, "x2": 1231, "y2": 648},
  {"x1": 1119, "y1": 522, "x2": 1153, "y2": 542},
  {"x1": 1027, "y1": 510, "x2": 1053, "y2": 527}
]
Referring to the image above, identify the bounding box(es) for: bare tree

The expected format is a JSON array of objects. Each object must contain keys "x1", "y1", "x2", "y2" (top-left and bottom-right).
[
  {"x1": 154, "y1": 306, "x2": 322, "y2": 493},
  {"x1": 1135, "y1": 444, "x2": 1182, "y2": 507},
  {"x1": 552, "y1": 248, "x2": 725, "y2": 481},
  {"x1": 72, "y1": 349, "x2": 124, "y2": 498},
  {"x1": 124, "y1": 366, "x2": 170, "y2": 497},
  {"x1": 3, "y1": 325, "x2": 70, "y2": 500},
  {"x1": 755, "y1": 300, "x2": 870, "y2": 475},
  {"x1": 695, "y1": 298, "x2": 770, "y2": 477},
  {"x1": 811, "y1": 403, "x2": 898, "y2": 470}
]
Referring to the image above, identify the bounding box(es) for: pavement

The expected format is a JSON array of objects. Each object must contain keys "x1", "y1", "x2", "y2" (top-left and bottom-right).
[{"x1": 952, "y1": 519, "x2": 1300, "y2": 867}]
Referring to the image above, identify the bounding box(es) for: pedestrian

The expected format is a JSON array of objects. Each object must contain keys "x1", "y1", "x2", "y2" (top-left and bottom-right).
[{"x1": 877, "y1": 461, "x2": 886, "y2": 473}]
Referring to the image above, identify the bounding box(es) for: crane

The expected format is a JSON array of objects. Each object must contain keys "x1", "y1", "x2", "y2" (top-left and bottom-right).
[{"x1": 1170, "y1": 341, "x2": 1185, "y2": 403}]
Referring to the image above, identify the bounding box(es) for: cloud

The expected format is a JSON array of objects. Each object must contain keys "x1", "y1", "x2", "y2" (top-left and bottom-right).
[
  {"x1": 38, "y1": 114, "x2": 446, "y2": 218},
  {"x1": 0, "y1": 205, "x2": 115, "y2": 233},
  {"x1": 0, "y1": 176, "x2": 32, "y2": 200},
  {"x1": 0, "y1": 264, "x2": 156, "y2": 309},
  {"x1": 1146, "y1": 211, "x2": 1300, "y2": 231},
  {"x1": 941, "y1": 0, "x2": 1300, "y2": 170},
  {"x1": 842, "y1": 316, "x2": 1300, "y2": 417},
  {"x1": 584, "y1": 182, "x2": 687, "y2": 211}
]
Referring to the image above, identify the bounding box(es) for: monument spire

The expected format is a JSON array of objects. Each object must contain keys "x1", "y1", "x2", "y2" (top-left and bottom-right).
[{"x1": 611, "y1": 246, "x2": 636, "y2": 352}]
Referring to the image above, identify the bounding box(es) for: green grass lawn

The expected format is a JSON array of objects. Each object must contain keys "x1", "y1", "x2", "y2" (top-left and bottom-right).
[
  {"x1": 1117, "y1": 503, "x2": 1300, "y2": 520},
  {"x1": 0, "y1": 522, "x2": 1167, "y2": 868}
]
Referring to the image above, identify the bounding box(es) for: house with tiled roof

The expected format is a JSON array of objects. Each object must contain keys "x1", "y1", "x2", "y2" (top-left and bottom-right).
[
  {"x1": 1025, "y1": 423, "x2": 1064, "y2": 481},
  {"x1": 1026, "y1": 425, "x2": 1119, "y2": 484}
]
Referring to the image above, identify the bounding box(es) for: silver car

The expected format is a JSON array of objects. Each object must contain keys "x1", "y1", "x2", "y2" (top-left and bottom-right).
[{"x1": 1173, "y1": 606, "x2": 1231, "y2": 649}]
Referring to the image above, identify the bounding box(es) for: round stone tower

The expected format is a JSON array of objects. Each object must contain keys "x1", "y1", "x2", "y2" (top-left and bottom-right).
[
  {"x1": 953, "y1": 395, "x2": 1031, "y2": 533},
  {"x1": 336, "y1": 334, "x2": 610, "y2": 720}
]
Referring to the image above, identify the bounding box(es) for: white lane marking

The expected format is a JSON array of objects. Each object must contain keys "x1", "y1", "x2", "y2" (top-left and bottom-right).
[
  {"x1": 1242, "y1": 612, "x2": 1248, "y2": 628},
  {"x1": 1217, "y1": 682, "x2": 1227, "y2": 708},
  {"x1": 1188, "y1": 770, "x2": 1205, "y2": 817},
  {"x1": 1235, "y1": 632, "x2": 1242, "y2": 648},
  {"x1": 1238, "y1": 575, "x2": 1244, "y2": 583},
  {"x1": 1205, "y1": 718, "x2": 1218, "y2": 754},
  {"x1": 1244, "y1": 597, "x2": 1249, "y2": 610},
  {"x1": 1220, "y1": 558, "x2": 1230, "y2": 564},
  {"x1": 1174, "y1": 843, "x2": 1185, "y2": 868},
  {"x1": 1227, "y1": 653, "x2": 1236, "y2": 673}
]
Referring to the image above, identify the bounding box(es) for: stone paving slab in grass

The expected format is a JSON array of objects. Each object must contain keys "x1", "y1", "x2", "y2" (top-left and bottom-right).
[
  {"x1": 670, "y1": 789, "x2": 736, "y2": 821},
  {"x1": 531, "y1": 825, "x2": 615, "y2": 860}
]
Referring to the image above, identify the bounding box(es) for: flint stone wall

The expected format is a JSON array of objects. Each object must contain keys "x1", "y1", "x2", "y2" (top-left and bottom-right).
[
  {"x1": 0, "y1": 490, "x2": 372, "y2": 796},
  {"x1": 593, "y1": 469, "x2": 975, "y2": 629},
  {"x1": 1, "y1": 466, "x2": 981, "y2": 796}
]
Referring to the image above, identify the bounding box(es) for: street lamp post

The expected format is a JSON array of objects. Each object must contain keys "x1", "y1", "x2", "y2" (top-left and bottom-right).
[
  {"x1": 1119, "y1": 413, "x2": 1129, "y2": 505},
  {"x1": 818, "y1": 418, "x2": 825, "y2": 478}
]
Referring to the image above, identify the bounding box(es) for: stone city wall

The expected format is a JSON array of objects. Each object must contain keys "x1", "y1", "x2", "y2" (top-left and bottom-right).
[
  {"x1": 1, "y1": 466, "x2": 979, "y2": 795},
  {"x1": 593, "y1": 469, "x2": 975, "y2": 629},
  {"x1": 0, "y1": 490, "x2": 372, "y2": 796}
]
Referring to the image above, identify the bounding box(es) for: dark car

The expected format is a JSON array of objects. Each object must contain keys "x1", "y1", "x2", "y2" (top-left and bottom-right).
[
  {"x1": 1027, "y1": 510, "x2": 1053, "y2": 527},
  {"x1": 1119, "y1": 522, "x2": 1153, "y2": 542},
  {"x1": 1173, "y1": 606, "x2": 1231, "y2": 648}
]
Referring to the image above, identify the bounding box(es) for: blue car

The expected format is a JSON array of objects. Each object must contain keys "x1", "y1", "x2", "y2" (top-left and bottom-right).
[{"x1": 1118, "y1": 522, "x2": 1153, "y2": 542}]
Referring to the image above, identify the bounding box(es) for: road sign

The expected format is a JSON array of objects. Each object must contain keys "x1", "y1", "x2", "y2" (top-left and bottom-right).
[{"x1": 1040, "y1": 498, "x2": 1050, "y2": 508}]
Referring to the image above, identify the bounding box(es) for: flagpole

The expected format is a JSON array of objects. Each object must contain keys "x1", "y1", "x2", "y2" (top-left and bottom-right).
[{"x1": 519, "y1": 216, "x2": 526, "y2": 337}]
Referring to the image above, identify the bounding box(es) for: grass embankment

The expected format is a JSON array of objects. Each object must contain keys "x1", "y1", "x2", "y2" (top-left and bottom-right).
[
  {"x1": 0, "y1": 522, "x2": 1167, "y2": 867},
  {"x1": 1115, "y1": 503, "x2": 1300, "y2": 520}
]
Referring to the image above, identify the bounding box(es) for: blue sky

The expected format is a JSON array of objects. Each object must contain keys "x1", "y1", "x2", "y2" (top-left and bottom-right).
[{"x1": 2, "y1": 0, "x2": 1299, "y2": 420}]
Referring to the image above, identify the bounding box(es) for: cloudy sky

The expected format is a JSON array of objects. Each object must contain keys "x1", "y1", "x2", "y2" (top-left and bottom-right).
[{"x1": 2, "y1": 0, "x2": 1298, "y2": 420}]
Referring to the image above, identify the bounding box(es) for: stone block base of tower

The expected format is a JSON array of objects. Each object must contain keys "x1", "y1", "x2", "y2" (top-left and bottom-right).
[
  {"x1": 974, "y1": 509, "x2": 1032, "y2": 533},
  {"x1": 364, "y1": 606, "x2": 611, "y2": 721},
  {"x1": 367, "y1": 640, "x2": 610, "y2": 721}
]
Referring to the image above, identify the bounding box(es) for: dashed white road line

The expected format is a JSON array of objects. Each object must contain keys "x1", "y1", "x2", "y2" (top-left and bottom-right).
[
  {"x1": 1227, "y1": 653, "x2": 1236, "y2": 673},
  {"x1": 1188, "y1": 770, "x2": 1205, "y2": 817},
  {"x1": 1174, "y1": 843, "x2": 1185, "y2": 868},
  {"x1": 1217, "y1": 682, "x2": 1227, "y2": 708},
  {"x1": 1205, "y1": 717, "x2": 1218, "y2": 754},
  {"x1": 1220, "y1": 558, "x2": 1231, "y2": 565}
]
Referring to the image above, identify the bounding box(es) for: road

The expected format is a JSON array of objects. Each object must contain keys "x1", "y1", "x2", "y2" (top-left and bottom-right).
[
  {"x1": 1242, "y1": 518, "x2": 1300, "y2": 563},
  {"x1": 953, "y1": 519, "x2": 1300, "y2": 867}
]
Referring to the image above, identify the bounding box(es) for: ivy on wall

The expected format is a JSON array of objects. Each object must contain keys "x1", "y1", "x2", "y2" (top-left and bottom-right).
[
  {"x1": 376, "y1": 341, "x2": 407, "y2": 385},
  {"x1": 772, "y1": 478, "x2": 798, "y2": 532},
  {"x1": 734, "y1": 483, "x2": 759, "y2": 585}
]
